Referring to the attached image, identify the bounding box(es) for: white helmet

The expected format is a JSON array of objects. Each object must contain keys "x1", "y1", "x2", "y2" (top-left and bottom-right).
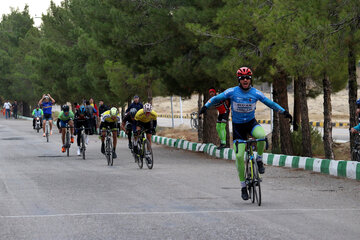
[{"x1": 143, "y1": 103, "x2": 152, "y2": 113}]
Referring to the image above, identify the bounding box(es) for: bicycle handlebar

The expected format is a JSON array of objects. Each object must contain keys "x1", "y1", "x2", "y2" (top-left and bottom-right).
[{"x1": 234, "y1": 138, "x2": 269, "y2": 152}]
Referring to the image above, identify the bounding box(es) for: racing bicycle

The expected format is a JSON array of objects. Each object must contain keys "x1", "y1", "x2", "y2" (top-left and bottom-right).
[
  {"x1": 235, "y1": 138, "x2": 268, "y2": 206},
  {"x1": 133, "y1": 128, "x2": 154, "y2": 169}
]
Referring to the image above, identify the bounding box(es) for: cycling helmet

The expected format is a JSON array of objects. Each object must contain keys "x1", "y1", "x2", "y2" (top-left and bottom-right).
[
  {"x1": 129, "y1": 108, "x2": 137, "y2": 118},
  {"x1": 79, "y1": 105, "x2": 86, "y2": 114},
  {"x1": 209, "y1": 88, "x2": 216, "y2": 94},
  {"x1": 143, "y1": 103, "x2": 152, "y2": 113},
  {"x1": 356, "y1": 99, "x2": 360, "y2": 106},
  {"x1": 62, "y1": 105, "x2": 69, "y2": 112},
  {"x1": 110, "y1": 107, "x2": 118, "y2": 116},
  {"x1": 237, "y1": 67, "x2": 252, "y2": 77}
]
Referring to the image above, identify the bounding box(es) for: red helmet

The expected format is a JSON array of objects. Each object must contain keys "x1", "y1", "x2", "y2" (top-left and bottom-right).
[{"x1": 236, "y1": 67, "x2": 252, "y2": 77}]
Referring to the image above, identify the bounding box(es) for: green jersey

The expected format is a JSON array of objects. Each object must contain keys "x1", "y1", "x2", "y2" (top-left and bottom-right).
[
  {"x1": 58, "y1": 110, "x2": 74, "y2": 121},
  {"x1": 32, "y1": 109, "x2": 43, "y2": 117}
]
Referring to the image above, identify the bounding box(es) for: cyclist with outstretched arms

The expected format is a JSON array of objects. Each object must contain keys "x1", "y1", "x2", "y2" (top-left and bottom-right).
[
  {"x1": 38, "y1": 94, "x2": 55, "y2": 136},
  {"x1": 121, "y1": 108, "x2": 138, "y2": 150},
  {"x1": 74, "y1": 105, "x2": 91, "y2": 156},
  {"x1": 133, "y1": 103, "x2": 157, "y2": 153},
  {"x1": 199, "y1": 67, "x2": 292, "y2": 201},
  {"x1": 56, "y1": 105, "x2": 75, "y2": 153},
  {"x1": 100, "y1": 107, "x2": 121, "y2": 158},
  {"x1": 32, "y1": 105, "x2": 43, "y2": 129}
]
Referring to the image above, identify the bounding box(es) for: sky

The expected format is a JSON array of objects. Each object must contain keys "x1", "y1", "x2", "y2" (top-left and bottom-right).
[{"x1": 0, "y1": 0, "x2": 62, "y2": 26}]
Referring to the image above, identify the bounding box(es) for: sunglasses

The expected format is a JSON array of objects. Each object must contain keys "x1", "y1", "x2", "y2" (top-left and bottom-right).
[
  {"x1": 238, "y1": 75, "x2": 252, "y2": 80},
  {"x1": 239, "y1": 76, "x2": 251, "y2": 80}
]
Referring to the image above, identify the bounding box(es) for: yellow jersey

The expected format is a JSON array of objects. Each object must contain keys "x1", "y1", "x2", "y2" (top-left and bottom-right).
[
  {"x1": 135, "y1": 109, "x2": 157, "y2": 123},
  {"x1": 101, "y1": 110, "x2": 121, "y2": 123}
]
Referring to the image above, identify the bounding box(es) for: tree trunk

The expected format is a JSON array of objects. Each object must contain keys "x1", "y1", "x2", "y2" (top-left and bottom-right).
[
  {"x1": 198, "y1": 93, "x2": 203, "y2": 142},
  {"x1": 271, "y1": 80, "x2": 281, "y2": 153},
  {"x1": 274, "y1": 71, "x2": 293, "y2": 155},
  {"x1": 146, "y1": 77, "x2": 153, "y2": 104},
  {"x1": 226, "y1": 116, "x2": 230, "y2": 147},
  {"x1": 22, "y1": 101, "x2": 30, "y2": 117},
  {"x1": 121, "y1": 105, "x2": 125, "y2": 119},
  {"x1": 323, "y1": 75, "x2": 334, "y2": 159},
  {"x1": 348, "y1": 24, "x2": 358, "y2": 160},
  {"x1": 299, "y1": 76, "x2": 312, "y2": 157},
  {"x1": 202, "y1": 90, "x2": 218, "y2": 144},
  {"x1": 127, "y1": 97, "x2": 132, "y2": 110},
  {"x1": 293, "y1": 77, "x2": 301, "y2": 131}
]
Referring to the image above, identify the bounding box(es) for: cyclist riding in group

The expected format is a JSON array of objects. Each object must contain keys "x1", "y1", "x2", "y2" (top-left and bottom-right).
[
  {"x1": 100, "y1": 107, "x2": 121, "y2": 158},
  {"x1": 32, "y1": 105, "x2": 43, "y2": 129},
  {"x1": 56, "y1": 105, "x2": 75, "y2": 153},
  {"x1": 121, "y1": 108, "x2": 138, "y2": 150},
  {"x1": 133, "y1": 103, "x2": 157, "y2": 153},
  {"x1": 199, "y1": 67, "x2": 292, "y2": 201},
  {"x1": 74, "y1": 105, "x2": 91, "y2": 156},
  {"x1": 209, "y1": 88, "x2": 231, "y2": 149},
  {"x1": 38, "y1": 94, "x2": 55, "y2": 137}
]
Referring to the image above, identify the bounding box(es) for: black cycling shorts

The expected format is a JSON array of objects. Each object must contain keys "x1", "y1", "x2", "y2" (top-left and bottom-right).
[
  {"x1": 100, "y1": 122, "x2": 118, "y2": 131},
  {"x1": 217, "y1": 112, "x2": 229, "y2": 123},
  {"x1": 136, "y1": 121, "x2": 153, "y2": 134},
  {"x1": 75, "y1": 120, "x2": 90, "y2": 135},
  {"x1": 233, "y1": 118, "x2": 260, "y2": 141},
  {"x1": 43, "y1": 113, "x2": 52, "y2": 120}
]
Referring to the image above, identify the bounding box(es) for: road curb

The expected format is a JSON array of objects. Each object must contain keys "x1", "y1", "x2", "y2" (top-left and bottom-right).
[{"x1": 120, "y1": 131, "x2": 359, "y2": 181}]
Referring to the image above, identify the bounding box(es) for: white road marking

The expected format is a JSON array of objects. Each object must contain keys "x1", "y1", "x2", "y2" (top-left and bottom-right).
[{"x1": 1, "y1": 208, "x2": 360, "y2": 219}]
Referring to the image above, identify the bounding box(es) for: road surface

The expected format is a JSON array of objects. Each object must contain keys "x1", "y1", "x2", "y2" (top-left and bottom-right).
[{"x1": 0, "y1": 118, "x2": 359, "y2": 240}]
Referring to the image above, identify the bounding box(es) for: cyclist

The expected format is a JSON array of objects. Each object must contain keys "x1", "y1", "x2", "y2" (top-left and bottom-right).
[
  {"x1": 199, "y1": 67, "x2": 292, "y2": 201},
  {"x1": 56, "y1": 105, "x2": 75, "y2": 153},
  {"x1": 32, "y1": 105, "x2": 43, "y2": 129},
  {"x1": 100, "y1": 107, "x2": 121, "y2": 158},
  {"x1": 133, "y1": 103, "x2": 157, "y2": 153},
  {"x1": 74, "y1": 105, "x2": 91, "y2": 156},
  {"x1": 121, "y1": 108, "x2": 138, "y2": 150},
  {"x1": 209, "y1": 88, "x2": 230, "y2": 149},
  {"x1": 39, "y1": 94, "x2": 55, "y2": 137}
]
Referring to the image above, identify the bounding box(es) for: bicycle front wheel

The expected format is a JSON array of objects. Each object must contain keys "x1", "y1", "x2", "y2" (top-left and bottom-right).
[
  {"x1": 81, "y1": 134, "x2": 86, "y2": 160},
  {"x1": 144, "y1": 139, "x2": 154, "y2": 169},
  {"x1": 137, "y1": 141, "x2": 143, "y2": 169},
  {"x1": 106, "y1": 138, "x2": 111, "y2": 165},
  {"x1": 46, "y1": 124, "x2": 49, "y2": 142},
  {"x1": 252, "y1": 161, "x2": 261, "y2": 206},
  {"x1": 245, "y1": 159, "x2": 252, "y2": 201},
  {"x1": 66, "y1": 132, "x2": 70, "y2": 157}
]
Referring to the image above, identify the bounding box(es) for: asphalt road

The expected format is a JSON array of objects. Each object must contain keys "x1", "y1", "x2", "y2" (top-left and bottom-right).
[
  {"x1": 0, "y1": 118, "x2": 359, "y2": 240},
  {"x1": 158, "y1": 117, "x2": 350, "y2": 142}
]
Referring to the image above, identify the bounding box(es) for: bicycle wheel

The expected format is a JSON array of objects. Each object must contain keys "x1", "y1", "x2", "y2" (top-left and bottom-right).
[
  {"x1": 46, "y1": 123, "x2": 49, "y2": 142},
  {"x1": 66, "y1": 132, "x2": 70, "y2": 157},
  {"x1": 352, "y1": 149, "x2": 360, "y2": 162},
  {"x1": 252, "y1": 160, "x2": 261, "y2": 206},
  {"x1": 245, "y1": 159, "x2": 252, "y2": 200},
  {"x1": 106, "y1": 137, "x2": 111, "y2": 165},
  {"x1": 81, "y1": 133, "x2": 86, "y2": 160},
  {"x1": 137, "y1": 140, "x2": 143, "y2": 169},
  {"x1": 144, "y1": 139, "x2": 154, "y2": 169}
]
